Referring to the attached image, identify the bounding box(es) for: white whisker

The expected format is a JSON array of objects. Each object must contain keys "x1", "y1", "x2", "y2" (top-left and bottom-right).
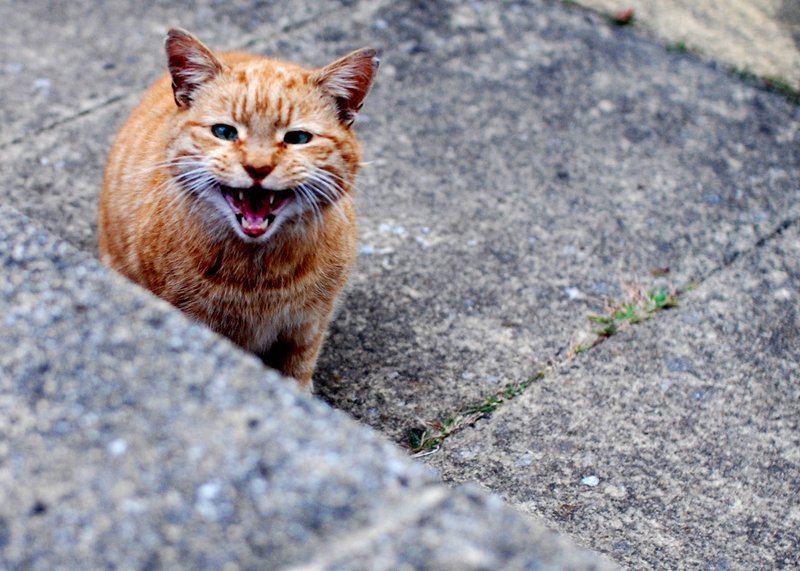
[
  {"x1": 122, "y1": 156, "x2": 206, "y2": 181},
  {"x1": 295, "y1": 183, "x2": 324, "y2": 227},
  {"x1": 301, "y1": 167, "x2": 349, "y2": 221}
]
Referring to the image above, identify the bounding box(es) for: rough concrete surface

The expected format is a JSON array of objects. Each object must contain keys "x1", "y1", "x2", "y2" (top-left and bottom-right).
[
  {"x1": 573, "y1": 0, "x2": 800, "y2": 88},
  {"x1": 429, "y1": 223, "x2": 800, "y2": 569},
  {"x1": 1, "y1": 0, "x2": 798, "y2": 569},
  {"x1": 315, "y1": 0, "x2": 799, "y2": 445},
  {"x1": 0, "y1": 204, "x2": 613, "y2": 570}
]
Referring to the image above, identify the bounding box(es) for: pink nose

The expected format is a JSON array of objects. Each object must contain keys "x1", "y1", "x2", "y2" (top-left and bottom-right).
[{"x1": 244, "y1": 164, "x2": 273, "y2": 182}]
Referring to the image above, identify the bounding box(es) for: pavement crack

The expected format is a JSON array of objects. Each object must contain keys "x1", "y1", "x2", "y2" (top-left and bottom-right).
[
  {"x1": 0, "y1": 1, "x2": 366, "y2": 151},
  {"x1": 406, "y1": 216, "x2": 798, "y2": 457},
  {"x1": 705, "y1": 216, "x2": 797, "y2": 280},
  {"x1": 0, "y1": 93, "x2": 130, "y2": 150},
  {"x1": 240, "y1": 4, "x2": 349, "y2": 51},
  {"x1": 407, "y1": 371, "x2": 549, "y2": 457},
  {"x1": 405, "y1": 287, "x2": 684, "y2": 456}
]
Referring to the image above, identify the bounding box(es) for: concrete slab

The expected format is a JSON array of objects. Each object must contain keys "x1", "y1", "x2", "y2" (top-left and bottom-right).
[
  {"x1": 313, "y1": 0, "x2": 800, "y2": 442},
  {"x1": 429, "y1": 223, "x2": 800, "y2": 569},
  {"x1": 0, "y1": 104, "x2": 122, "y2": 252},
  {"x1": 0, "y1": 204, "x2": 615, "y2": 570},
  {"x1": 571, "y1": 0, "x2": 800, "y2": 88}
]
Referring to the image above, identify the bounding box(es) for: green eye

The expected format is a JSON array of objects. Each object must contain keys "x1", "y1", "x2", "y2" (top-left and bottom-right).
[
  {"x1": 284, "y1": 130, "x2": 313, "y2": 145},
  {"x1": 212, "y1": 124, "x2": 238, "y2": 141}
]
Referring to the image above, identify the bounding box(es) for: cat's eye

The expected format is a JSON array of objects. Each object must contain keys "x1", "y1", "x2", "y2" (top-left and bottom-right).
[
  {"x1": 211, "y1": 124, "x2": 238, "y2": 141},
  {"x1": 284, "y1": 130, "x2": 313, "y2": 145}
]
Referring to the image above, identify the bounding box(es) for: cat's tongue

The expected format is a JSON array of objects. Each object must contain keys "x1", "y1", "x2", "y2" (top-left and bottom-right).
[{"x1": 222, "y1": 187, "x2": 289, "y2": 237}]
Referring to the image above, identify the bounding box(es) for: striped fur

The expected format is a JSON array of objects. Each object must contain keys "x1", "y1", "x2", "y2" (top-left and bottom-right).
[{"x1": 98, "y1": 29, "x2": 378, "y2": 390}]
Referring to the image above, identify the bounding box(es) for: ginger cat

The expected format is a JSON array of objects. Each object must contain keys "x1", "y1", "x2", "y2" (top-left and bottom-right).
[{"x1": 98, "y1": 28, "x2": 378, "y2": 391}]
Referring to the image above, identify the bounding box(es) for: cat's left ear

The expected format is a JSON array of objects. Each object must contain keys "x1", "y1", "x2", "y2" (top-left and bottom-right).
[
  {"x1": 312, "y1": 48, "x2": 379, "y2": 127},
  {"x1": 165, "y1": 28, "x2": 225, "y2": 108}
]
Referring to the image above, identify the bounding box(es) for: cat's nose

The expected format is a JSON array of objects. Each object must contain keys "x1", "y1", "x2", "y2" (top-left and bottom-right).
[{"x1": 243, "y1": 164, "x2": 274, "y2": 182}]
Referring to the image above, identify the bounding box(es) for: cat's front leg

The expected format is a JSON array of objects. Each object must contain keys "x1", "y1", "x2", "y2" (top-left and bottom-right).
[{"x1": 260, "y1": 323, "x2": 327, "y2": 393}]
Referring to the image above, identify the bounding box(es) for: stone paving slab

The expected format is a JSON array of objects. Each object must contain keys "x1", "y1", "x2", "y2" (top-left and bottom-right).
[
  {"x1": 429, "y1": 222, "x2": 800, "y2": 569},
  {"x1": 572, "y1": 0, "x2": 800, "y2": 88},
  {"x1": 313, "y1": 0, "x2": 800, "y2": 443},
  {"x1": 0, "y1": 204, "x2": 614, "y2": 570}
]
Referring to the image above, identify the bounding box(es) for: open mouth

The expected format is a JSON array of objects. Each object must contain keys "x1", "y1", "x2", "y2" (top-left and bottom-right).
[{"x1": 220, "y1": 185, "x2": 293, "y2": 237}]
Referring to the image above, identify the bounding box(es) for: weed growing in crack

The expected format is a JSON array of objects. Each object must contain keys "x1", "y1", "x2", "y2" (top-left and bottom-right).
[
  {"x1": 569, "y1": 284, "x2": 685, "y2": 357},
  {"x1": 667, "y1": 41, "x2": 690, "y2": 54},
  {"x1": 666, "y1": 41, "x2": 705, "y2": 56},
  {"x1": 763, "y1": 75, "x2": 800, "y2": 104},
  {"x1": 729, "y1": 65, "x2": 800, "y2": 104},
  {"x1": 406, "y1": 283, "x2": 690, "y2": 457},
  {"x1": 406, "y1": 372, "x2": 546, "y2": 456}
]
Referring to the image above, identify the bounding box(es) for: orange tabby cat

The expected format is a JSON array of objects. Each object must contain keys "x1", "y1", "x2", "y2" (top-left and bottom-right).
[{"x1": 98, "y1": 28, "x2": 378, "y2": 390}]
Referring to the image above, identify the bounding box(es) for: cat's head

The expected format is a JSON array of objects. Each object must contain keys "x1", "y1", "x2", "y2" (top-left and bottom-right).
[{"x1": 163, "y1": 28, "x2": 378, "y2": 242}]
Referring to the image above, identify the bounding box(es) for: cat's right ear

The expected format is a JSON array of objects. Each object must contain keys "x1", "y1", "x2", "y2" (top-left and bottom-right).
[
  {"x1": 165, "y1": 28, "x2": 224, "y2": 108},
  {"x1": 312, "y1": 48, "x2": 380, "y2": 127}
]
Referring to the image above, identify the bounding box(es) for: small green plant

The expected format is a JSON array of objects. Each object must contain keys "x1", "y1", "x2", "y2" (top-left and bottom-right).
[
  {"x1": 665, "y1": 41, "x2": 704, "y2": 56},
  {"x1": 407, "y1": 417, "x2": 461, "y2": 454},
  {"x1": 730, "y1": 64, "x2": 759, "y2": 83},
  {"x1": 667, "y1": 41, "x2": 690, "y2": 54},
  {"x1": 407, "y1": 372, "x2": 546, "y2": 456},
  {"x1": 590, "y1": 302, "x2": 640, "y2": 337},
  {"x1": 573, "y1": 343, "x2": 592, "y2": 354},
  {"x1": 569, "y1": 284, "x2": 684, "y2": 357},
  {"x1": 729, "y1": 66, "x2": 799, "y2": 104},
  {"x1": 763, "y1": 75, "x2": 800, "y2": 104}
]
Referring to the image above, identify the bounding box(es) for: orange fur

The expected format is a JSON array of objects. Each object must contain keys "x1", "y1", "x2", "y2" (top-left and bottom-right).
[{"x1": 98, "y1": 29, "x2": 378, "y2": 390}]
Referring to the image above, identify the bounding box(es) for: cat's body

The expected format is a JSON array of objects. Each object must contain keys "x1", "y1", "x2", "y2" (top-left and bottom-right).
[{"x1": 98, "y1": 29, "x2": 378, "y2": 389}]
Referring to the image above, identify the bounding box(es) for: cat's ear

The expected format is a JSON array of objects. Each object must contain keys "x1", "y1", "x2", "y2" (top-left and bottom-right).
[
  {"x1": 312, "y1": 48, "x2": 379, "y2": 126},
  {"x1": 165, "y1": 28, "x2": 225, "y2": 108}
]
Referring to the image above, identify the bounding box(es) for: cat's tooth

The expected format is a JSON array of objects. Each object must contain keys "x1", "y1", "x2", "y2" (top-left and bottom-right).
[
  {"x1": 238, "y1": 191, "x2": 244, "y2": 201},
  {"x1": 269, "y1": 193, "x2": 275, "y2": 205}
]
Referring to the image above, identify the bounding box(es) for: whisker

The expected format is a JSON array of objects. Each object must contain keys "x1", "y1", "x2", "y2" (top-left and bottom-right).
[
  {"x1": 302, "y1": 167, "x2": 349, "y2": 221},
  {"x1": 295, "y1": 183, "x2": 324, "y2": 227},
  {"x1": 122, "y1": 156, "x2": 206, "y2": 181}
]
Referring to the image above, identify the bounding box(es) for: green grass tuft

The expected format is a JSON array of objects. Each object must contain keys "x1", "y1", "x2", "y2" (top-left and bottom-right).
[
  {"x1": 569, "y1": 284, "x2": 685, "y2": 357},
  {"x1": 406, "y1": 372, "x2": 546, "y2": 455},
  {"x1": 666, "y1": 41, "x2": 690, "y2": 54},
  {"x1": 730, "y1": 65, "x2": 800, "y2": 104},
  {"x1": 763, "y1": 75, "x2": 800, "y2": 104}
]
